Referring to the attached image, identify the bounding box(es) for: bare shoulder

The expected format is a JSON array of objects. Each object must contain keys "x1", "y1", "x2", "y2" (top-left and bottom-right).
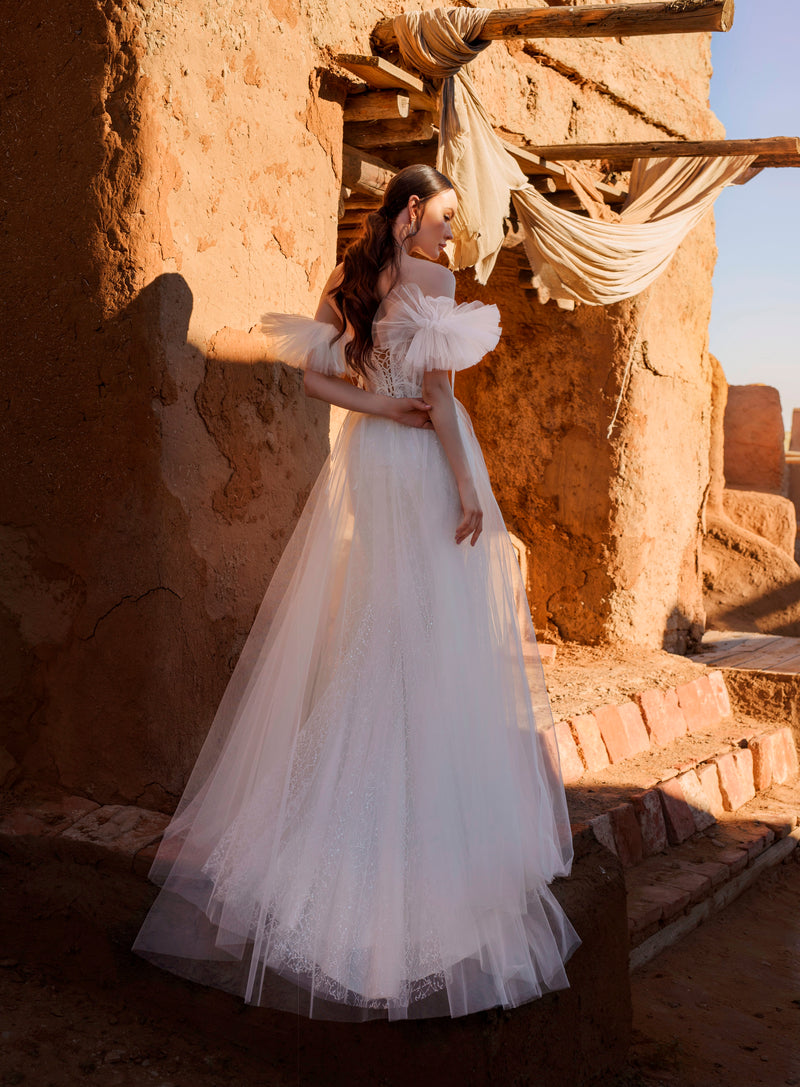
[
  {"x1": 315, "y1": 262, "x2": 345, "y2": 324},
  {"x1": 405, "y1": 260, "x2": 455, "y2": 299},
  {"x1": 324, "y1": 262, "x2": 345, "y2": 294},
  {"x1": 426, "y1": 263, "x2": 456, "y2": 297}
]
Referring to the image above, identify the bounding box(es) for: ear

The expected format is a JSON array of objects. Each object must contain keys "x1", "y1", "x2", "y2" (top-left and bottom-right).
[{"x1": 407, "y1": 194, "x2": 421, "y2": 218}]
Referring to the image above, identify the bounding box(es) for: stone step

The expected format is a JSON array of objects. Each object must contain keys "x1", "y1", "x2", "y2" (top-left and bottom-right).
[
  {"x1": 554, "y1": 660, "x2": 799, "y2": 868},
  {"x1": 566, "y1": 720, "x2": 798, "y2": 867},
  {"x1": 625, "y1": 780, "x2": 800, "y2": 969},
  {"x1": 553, "y1": 669, "x2": 734, "y2": 784}
]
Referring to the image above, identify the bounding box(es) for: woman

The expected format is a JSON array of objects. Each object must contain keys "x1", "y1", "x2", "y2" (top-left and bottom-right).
[{"x1": 132, "y1": 164, "x2": 580, "y2": 1021}]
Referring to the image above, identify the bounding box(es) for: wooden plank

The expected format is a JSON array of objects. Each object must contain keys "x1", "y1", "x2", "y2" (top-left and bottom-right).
[
  {"x1": 521, "y1": 136, "x2": 800, "y2": 169},
  {"x1": 373, "y1": 1, "x2": 734, "y2": 49},
  {"x1": 704, "y1": 637, "x2": 800, "y2": 670},
  {"x1": 336, "y1": 54, "x2": 437, "y2": 110},
  {"x1": 341, "y1": 144, "x2": 397, "y2": 198},
  {"x1": 344, "y1": 113, "x2": 437, "y2": 150},
  {"x1": 344, "y1": 91, "x2": 410, "y2": 123},
  {"x1": 741, "y1": 639, "x2": 800, "y2": 673},
  {"x1": 758, "y1": 650, "x2": 800, "y2": 675}
]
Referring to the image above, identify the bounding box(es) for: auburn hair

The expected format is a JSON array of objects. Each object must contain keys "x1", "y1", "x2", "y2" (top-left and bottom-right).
[{"x1": 330, "y1": 164, "x2": 454, "y2": 378}]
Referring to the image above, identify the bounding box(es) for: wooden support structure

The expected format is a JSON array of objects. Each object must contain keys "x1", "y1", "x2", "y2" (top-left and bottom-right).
[
  {"x1": 344, "y1": 92, "x2": 410, "y2": 123},
  {"x1": 336, "y1": 55, "x2": 437, "y2": 111},
  {"x1": 344, "y1": 113, "x2": 438, "y2": 150},
  {"x1": 501, "y1": 139, "x2": 627, "y2": 202},
  {"x1": 372, "y1": 1, "x2": 734, "y2": 50},
  {"x1": 547, "y1": 191, "x2": 586, "y2": 212},
  {"x1": 342, "y1": 144, "x2": 397, "y2": 199},
  {"x1": 521, "y1": 136, "x2": 800, "y2": 170}
]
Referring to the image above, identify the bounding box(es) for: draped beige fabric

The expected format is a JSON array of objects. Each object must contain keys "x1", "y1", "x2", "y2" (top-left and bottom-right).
[{"x1": 393, "y1": 7, "x2": 758, "y2": 305}]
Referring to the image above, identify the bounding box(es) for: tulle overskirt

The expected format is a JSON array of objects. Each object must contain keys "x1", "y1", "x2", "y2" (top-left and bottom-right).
[{"x1": 132, "y1": 404, "x2": 580, "y2": 1020}]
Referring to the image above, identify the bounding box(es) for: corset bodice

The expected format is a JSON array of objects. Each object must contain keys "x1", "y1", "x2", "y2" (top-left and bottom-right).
[{"x1": 363, "y1": 345, "x2": 425, "y2": 399}]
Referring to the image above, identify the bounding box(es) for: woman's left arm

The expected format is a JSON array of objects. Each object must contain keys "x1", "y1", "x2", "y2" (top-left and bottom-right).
[{"x1": 303, "y1": 369, "x2": 431, "y2": 428}]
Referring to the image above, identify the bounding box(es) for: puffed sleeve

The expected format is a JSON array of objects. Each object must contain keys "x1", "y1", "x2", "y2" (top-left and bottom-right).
[
  {"x1": 258, "y1": 313, "x2": 348, "y2": 376},
  {"x1": 373, "y1": 284, "x2": 501, "y2": 379}
]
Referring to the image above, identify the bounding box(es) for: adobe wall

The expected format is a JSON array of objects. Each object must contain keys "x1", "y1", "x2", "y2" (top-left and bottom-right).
[
  {"x1": 2, "y1": 0, "x2": 724, "y2": 804},
  {"x1": 1, "y1": 0, "x2": 338, "y2": 806},
  {"x1": 457, "y1": 15, "x2": 722, "y2": 652}
]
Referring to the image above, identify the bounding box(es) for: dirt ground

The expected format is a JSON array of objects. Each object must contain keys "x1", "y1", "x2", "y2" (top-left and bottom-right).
[
  {"x1": 613, "y1": 852, "x2": 800, "y2": 1087},
  {"x1": 1, "y1": 854, "x2": 798, "y2": 1087},
  {"x1": 542, "y1": 642, "x2": 707, "y2": 723}
]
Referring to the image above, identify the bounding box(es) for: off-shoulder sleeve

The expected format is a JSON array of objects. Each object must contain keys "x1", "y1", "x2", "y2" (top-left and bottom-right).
[
  {"x1": 258, "y1": 313, "x2": 348, "y2": 376},
  {"x1": 373, "y1": 284, "x2": 501, "y2": 377}
]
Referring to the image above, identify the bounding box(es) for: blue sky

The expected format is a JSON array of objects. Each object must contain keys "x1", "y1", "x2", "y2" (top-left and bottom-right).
[{"x1": 708, "y1": 0, "x2": 800, "y2": 431}]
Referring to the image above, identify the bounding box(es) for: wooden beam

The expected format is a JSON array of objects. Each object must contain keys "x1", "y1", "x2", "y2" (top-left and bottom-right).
[
  {"x1": 522, "y1": 136, "x2": 800, "y2": 169},
  {"x1": 336, "y1": 54, "x2": 437, "y2": 111},
  {"x1": 344, "y1": 113, "x2": 437, "y2": 150},
  {"x1": 344, "y1": 91, "x2": 410, "y2": 123},
  {"x1": 530, "y1": 176, "x2": 557, "y2": 194},
  {"x1": 340, "y1": 194, "x2": 381, "y2": 210},
  {"x1": 501, "y1": 138, "x2": 627, "y2": 201},
  {"x1": 373, "y1": 1, "x2": 734, "y2": 49},
  {"x1": 339, "y1": 210, "x2": 371, "y2": 226},
  {"x1": 341, "y1": 144, "x2": 397, "y2": 198}
]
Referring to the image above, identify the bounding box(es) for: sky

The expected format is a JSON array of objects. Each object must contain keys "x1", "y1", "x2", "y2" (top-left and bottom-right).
[{"x1": 708, "y1": 0, "x2": 800, "y2": 431}]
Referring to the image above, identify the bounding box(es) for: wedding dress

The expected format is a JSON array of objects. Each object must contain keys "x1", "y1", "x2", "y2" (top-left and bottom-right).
[{"x1": 132, "y1": 281, "x2": 580, "y2": 1020}]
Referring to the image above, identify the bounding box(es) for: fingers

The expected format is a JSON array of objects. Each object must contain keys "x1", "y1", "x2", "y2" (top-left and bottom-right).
[{"x1": 455, "y1": 509, "x2": 482, "y2": 546}]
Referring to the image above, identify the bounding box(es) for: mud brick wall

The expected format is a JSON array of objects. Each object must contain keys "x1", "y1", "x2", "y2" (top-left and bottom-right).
[{"x1": 2, "y1": 0, "x2": 724, "y2": 804}]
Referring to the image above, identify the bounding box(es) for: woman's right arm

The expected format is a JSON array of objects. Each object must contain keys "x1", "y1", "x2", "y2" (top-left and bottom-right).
[{"x1": 422, "y1": 369, "x2": 483, "y2": 546}]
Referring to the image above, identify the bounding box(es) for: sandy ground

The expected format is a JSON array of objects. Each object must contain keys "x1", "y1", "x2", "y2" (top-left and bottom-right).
[
  {"x1": 1, "y1": 854, "x2": 798, "y2": 1087},
  {"x1": 610, "y1": 852, "x2": 800, "y2": 1087}
]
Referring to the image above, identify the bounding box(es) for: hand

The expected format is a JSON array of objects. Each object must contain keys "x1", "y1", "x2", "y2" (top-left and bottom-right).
[
  {"x1": 387, "y1": 397, "x2": 433, "y2": 429},
  {"x1": 455, "y1": 481, "x2": 483, "y2": 546}
]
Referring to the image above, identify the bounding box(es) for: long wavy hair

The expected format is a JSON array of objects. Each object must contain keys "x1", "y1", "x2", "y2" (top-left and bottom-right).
[{"x1": 331, "y1": 164, "x2": 454, "y2": 378}]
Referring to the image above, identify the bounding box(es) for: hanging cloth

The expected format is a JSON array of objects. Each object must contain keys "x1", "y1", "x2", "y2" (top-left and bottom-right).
[{"x1": 393, "y1": 7, "x2": 759, "y2": 304}]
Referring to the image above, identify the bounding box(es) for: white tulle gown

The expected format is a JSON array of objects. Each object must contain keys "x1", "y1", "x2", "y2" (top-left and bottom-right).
[{"x1": 132, "y1": 281, "x2": 581, "y2": 1020}]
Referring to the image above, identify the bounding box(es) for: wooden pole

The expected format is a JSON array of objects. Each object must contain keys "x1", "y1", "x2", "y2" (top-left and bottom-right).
[
  {"x1": 520, "y1": 136, "x2": 800, "y2": 169},
  {"x1": 372, "y1": 1, "x2": 734, "y2": 50},
  {"x1": 342, "y1": 144, "x2": 397, "y2": 198},
  {"x1": 344, "y1": 113, "x2": 437, "y2": 150},
  {"x1": 344, "y1": 92, "x2": 410, "y2": 123}
]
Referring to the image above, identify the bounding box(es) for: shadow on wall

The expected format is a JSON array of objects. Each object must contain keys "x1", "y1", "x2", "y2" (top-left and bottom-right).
[{"x1": 3, "y1": 273, "x2": 330, "y2": 811}]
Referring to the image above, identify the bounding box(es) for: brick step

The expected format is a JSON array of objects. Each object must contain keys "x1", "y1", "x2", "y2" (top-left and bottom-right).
[
  {"x1": 567, "y1": 718, "x2": 799, "y2": 868},
  {"x1": 625, "y1": 779, "x2": 800, "y2": 969},
  {"x1": 554, "y1": 669, "x2": 733, "y2": 784}
]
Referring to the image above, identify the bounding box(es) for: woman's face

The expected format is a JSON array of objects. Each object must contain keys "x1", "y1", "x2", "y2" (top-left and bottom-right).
[{"x1": 406, "y1": 188, "x2": 457, "y2": 261}]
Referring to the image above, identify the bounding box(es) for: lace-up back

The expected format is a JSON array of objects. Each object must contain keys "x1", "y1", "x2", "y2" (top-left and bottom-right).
[
  {"x1": 365, "y1": 345, "x2": 424, "y2": 398},
  {"x1": 364, "y1": 280, "x2": 502, "y2": 398}
]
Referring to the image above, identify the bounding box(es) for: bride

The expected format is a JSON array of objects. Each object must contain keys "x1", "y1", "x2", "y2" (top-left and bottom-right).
[{"x1": 132, "y1": 164, "x2": 580, "y2": 1021}]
